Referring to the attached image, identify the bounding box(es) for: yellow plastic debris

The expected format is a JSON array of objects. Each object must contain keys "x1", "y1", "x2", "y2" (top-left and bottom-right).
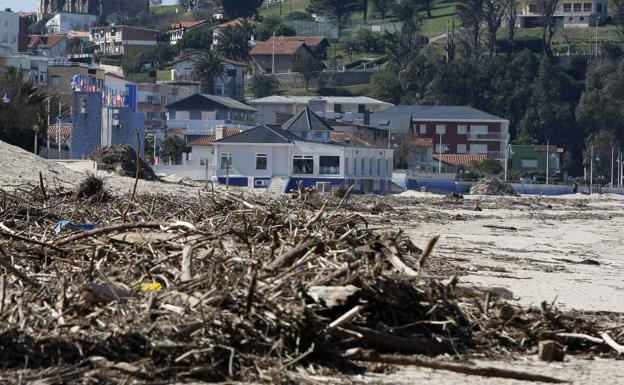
[{"x1": 139, "y1": 282, "x2": 163, "y2": 292}]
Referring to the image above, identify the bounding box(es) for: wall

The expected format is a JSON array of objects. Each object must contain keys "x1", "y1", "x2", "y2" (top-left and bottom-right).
[
  {"x1": 214, "y1": 144, "x2": 290, "y2": 178},
  {"x1": 413, "y1": 120, "x2": 508, "y2": 157},
  {"x1": 270, "y1": 69, "x2": 376, "y2": 89},
  {"x1": 0, "y1": 11, "x2": 20, "y2": 55},
  {"x1": 70, "y1": 92, "x2": 103, "y2": 159},
  {"x1": 46, "y1": 12, "x2": 96, "y2": 34}
]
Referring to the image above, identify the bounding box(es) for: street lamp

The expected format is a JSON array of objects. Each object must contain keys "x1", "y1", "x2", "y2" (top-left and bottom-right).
[
  {"x1": 590, "y1": 145, "x2": 600, "y2": 195},
  {"x1": 437, "y1": 132, "x2": 449, "y2": 174}
]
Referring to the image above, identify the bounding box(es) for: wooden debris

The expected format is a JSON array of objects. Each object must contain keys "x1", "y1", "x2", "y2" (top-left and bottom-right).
[{"x1": 538, "y1": 340, "x2": 566, "y2": 362}]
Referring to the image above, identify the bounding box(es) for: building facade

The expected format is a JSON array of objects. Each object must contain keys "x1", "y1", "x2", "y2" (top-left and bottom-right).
[
  {"x1": 165, "y1": 93, "x2": 257, "y2": 137},
  {"x1": 169, "y1": 55, "x2": 246, "y2": 101},
  {"x1": 519, "y1": 1, "x2": 607, "y2": 27},
  {"x1": 510, "y1": 144, "x2": 563, "y2": 177},
  {"x1": 0, "y1": 10, "x2": 20, "y2": 55},
  {"x1": 45, "y1": 12, "x2": 96, "y2": 34},
  {"x1": 250, "y1": 39, "x2": 321, "y2": 74},
  {"x1": 137, "y1": 83, "x2": 192, "y2": 132},
  {"x1": 47, "y1": 60, "x2": 105, "y2": 104},
  {"x1": 248, "y1": 96, "x2": 393, "y2": 125},
  {"x1": 27, "y1": 34, "x2": 68, "y2": 57},
  {"x1": 168, "y1": 20, "x2": 209, "y2": 45},
  {"x1": 5, "y1": 55, "x2": 50, "y2": 85},
  {"x1": 89, "y1": 25, "x2": 158, "y2": 55},
  {"x1": 39, "y1": 0, "x2": 149, "y2": 19}
]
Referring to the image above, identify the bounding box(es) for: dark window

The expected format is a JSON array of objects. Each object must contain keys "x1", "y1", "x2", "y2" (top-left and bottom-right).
[
  {"x1": 256, "y1": 154, "x2": 267, "y2": 170},
  {"x1": 319, "y1": 156, "x2": 340, "y2": 174},
  {"x1": 293, "y1": 156, "x2": 314, "y2": 174},
  {"x1": 573, "y1": 3, "x2": 581, "y2": 12},
  {"x1": 528, "y1": 4, "x2": 536, "y2": 12},
  {"x1": 190, "y1": 110, "x2": 201, "y2": 120},
  {"x1": 563, "y1": 3, "x2": 571, "y2": 12},
  {"x1": 357, "y1": 104, "x2": 366, "y2": 113},
  {"x1": 227, "y1": 69, "x2": 236, "y2": 77},
  {"x1": 334, "y1": 104, "x2": 342, "y2": 113},
  {"x1": 583, "y1": 3, "x2": 592, "y2": 12},
  {"x1": 597, "y1": 3, "x2": 603, "y2": 12},
  {"x1": 220, "y1": 153, "x2": 232, "y2": 170},
  {"x1": 169, "y1": 110, "x2": 176, "y2": 119}
]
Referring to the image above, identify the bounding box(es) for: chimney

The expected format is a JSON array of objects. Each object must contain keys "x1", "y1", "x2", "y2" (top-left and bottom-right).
[
  {"x1": 215, "y1": 125, "x2": 226, "y2": 140},
  {"x1": 363, "y1": 110, "x2": 371, "y2": 126}
]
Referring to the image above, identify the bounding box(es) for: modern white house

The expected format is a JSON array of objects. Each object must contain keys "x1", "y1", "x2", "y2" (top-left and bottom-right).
[
  {"x1": 248, "y1": 95, "x2": 394, "y2": 125},
  {"x1": 518, "y1": 0, "x2": 607, "y2": 28},
  {"x1": 0, "y1": 10, "x2": 20, "y2": 55},
  {"x1": 188, "y1": 108, "x2": 393, "y2": 194},
  {"x1": 45, "y1": 12, "x2": 96, "y2": 34}
]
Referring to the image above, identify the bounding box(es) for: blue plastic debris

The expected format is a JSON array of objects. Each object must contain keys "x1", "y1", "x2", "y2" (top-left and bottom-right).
[{"x1": 55, "y1": 220, "x2": 96, "y2": 235}]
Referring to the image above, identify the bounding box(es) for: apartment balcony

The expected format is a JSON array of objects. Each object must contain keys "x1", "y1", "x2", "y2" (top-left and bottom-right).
[
  {"x1": 467, "y1": 132, "x2": 506, "y2": 141},
  {"x1": 487, "y1": 151, "x2": 505, "y2": 160}
]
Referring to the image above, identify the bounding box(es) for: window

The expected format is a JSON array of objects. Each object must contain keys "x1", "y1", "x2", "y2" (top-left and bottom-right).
[
  {"x1": 420, "y1": 124, "x2": 427, "y2": 134},
  {"x1": 435, "y1": 124, "x2": 446, "y2": 134},
  {"x1": 573, "y1": 3, "x2": 581, "y2": 12},
  {"x1": 583, "y1": 3, "x2": 592, "y2": 12},
  {"x1": 386, "y1": 159, "x2": 391, "y2": 176},
  {"x1": 522, "y1": 158, "x2": 539, "y2": 168},
  {"x1": 528, "y1": 4, "x2": 536, "y2": 12},
  {"x1": 457, "y1": 144, "x2": 467, "y2": 154},
  {"x1": 256, "y1": 153, "x2": 267, "y2": 170},
  {"x1": 369, "y1": 159, "x2": 373, "y2": 175},
  {"x1": 470, "y1": 144, "x2": 488, "y2": 154},
  {"x1": 293, "y1": 155, "x2": 314, "y2": 174},
  {"x1": 376, "y1": 159, "x2": 381, "y2": 176},
  {"x1": 334, "y1": 104, "x2": 342, "y2": 113},
  {"x1": 353, "y1": 158, "x2": 358, "y2": 175},
  {"x1": 563, "y1": 3, "x2": 571, "y2": 12},
  {"x1": 147, "y1": 95, "x2": 155, "y2": 104},
  {"x1": 435, "y1": 143, "x2": 448, "y2": 153},
  {"x1": 358, "y1": 104, "x2": 366, "y2": 113},
  {"x1": 457, "y1": 125, "x2": 467, "y2": 135},
  {"x1": 190, "y1": 110, "x2": 201, "y2": 120},
  {"x1": 51, "y1": 75, "x2": 60, "y2": 86},
  {"x1": 597, "y1": 3, "x2": 603, "y2": 12},
  {"x1": 345, "y1": 158, "x2": 349, "y2": 175},
  {"x1": 227, "y1": 69, "x2": 236, "y2": 77},
  {"x1": 361, "y1": 158, "x2": 365, "y2": 175},
  {"x1": 319, "y1": 156, "x2": 340, "y2": 174},
  {"x1": 220, "y1": 153, "x2": 232, "y2": 170}
]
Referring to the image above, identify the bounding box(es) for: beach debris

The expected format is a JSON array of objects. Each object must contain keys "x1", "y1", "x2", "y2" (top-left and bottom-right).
[
  {"x1": 470, "y1": 177, "x2": 520, "y2": 196},
  {"x1": 88, "y1": 145, "x2": 157, "y2": 180}
]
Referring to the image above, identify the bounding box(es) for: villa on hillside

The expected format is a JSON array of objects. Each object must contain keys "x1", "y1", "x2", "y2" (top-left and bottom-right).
[{"x1": 518, "y1": 1, "x2": 607, "y2": 28}]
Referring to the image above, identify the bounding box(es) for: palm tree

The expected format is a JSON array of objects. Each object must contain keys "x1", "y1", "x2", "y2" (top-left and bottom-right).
[
  {"x1": 193, "y1": 50, "x2": 226, "y2": 94},
  {"x1": 216, "y1": 26, "x2": 251, "y2": 63},
  {"x1": 238, "y1": 17, "x2": 256, "y2": 41}
]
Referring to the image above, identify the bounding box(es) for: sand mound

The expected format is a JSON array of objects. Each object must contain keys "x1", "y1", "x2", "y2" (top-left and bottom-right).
[
  {"x1": 0, "y1": 139, "x2": 82, "y2": 189},
  {"x1": 470, "y1": 177, "x2": 520, "y2": 196}
]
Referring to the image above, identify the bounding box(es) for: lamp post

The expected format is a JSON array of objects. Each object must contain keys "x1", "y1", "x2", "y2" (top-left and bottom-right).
[
  {"x1": 595, "y1": 17, "x2": 600, "y2": 57},
  {"x1": 611, "y1": 145, "x2": 614, "y2": 187},
  {"x1": 590, "y1": 145, "x2": 600, "y2": 195},
  {"x1": 545, "y1": 139, "x2": 549, "y2": 185}
]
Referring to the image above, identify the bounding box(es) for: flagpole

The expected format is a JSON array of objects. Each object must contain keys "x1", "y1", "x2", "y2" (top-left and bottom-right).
[
  {"x1": 47, "y1": 98, "x2": 50, "y2": 157},
  {"x1": 58, "y1": 99, "x2": 61, "y2": 160}
]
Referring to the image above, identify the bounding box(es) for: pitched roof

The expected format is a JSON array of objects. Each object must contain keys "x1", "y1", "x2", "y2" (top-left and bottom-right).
[
  {"x1": 169, "y1": 53, "x2": 246, "y2": 67},
  {"x1": 371, "y1": 105, "x2": 508, "y2": 132},
  {"x1": 169, "y1": 20, "x2": 208, "y2": 31},
  {"x1": 282, "y1": 108, "x2": 334, "y2": 132},
  {"x1": 407, "y1": 137, "x2": 433, "y2": 148},
  {"x1": 251, "y1": 39, "x2": 309, "y2": 55},
  {"x1": 433, "y1": 154, "x2": 487, "y2": 167},
  {"x1": 188, "y1": 128, "x2": 246, "y2": 146},
  {"x1": 28, "y1": 34, "x2": 67, "y2": 49},
  {"x1": 211, "y1": 18, "x2": 257, "y2": 29},
  {"x1": 214, "y1": 124, "x2": 300, "y2": 144},
  {"x1": 165, "y1": 93, "x2": 257, "y2": 112},
  {"x1": 266, "y1": 36, "x2": 330, "y2": 48}
]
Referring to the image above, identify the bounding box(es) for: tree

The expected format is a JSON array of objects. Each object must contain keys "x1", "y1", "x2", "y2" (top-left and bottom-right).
[
  {"x1": 456, "y1": 0, "x2": 483, "y2": 60},
  {"x1": 193, "y1": 49, "x2": 226, "y2": 94},
  {"x1": 176, "y1": 26, "x2": 213, "y2": 53},
  {"x1": 161, "y1": 136, "x2": 191, "y2": 165},
  {"x1": 534, "y1": 0, "x2": 560, "y2": 58},
  {"x1": 307, "y1": 0, "x2": 360, "y2": 34},
  {"x1": 249, "y1": 75, "x2": 281, "y2": 98},
  {"x1": 422, "y1": 0, "x2": 435, "y2": 18},
  {"x1": 372, "y1": 0, "x2": 395, "y2": 20},
  {"x1": 369, "y1": 62, "x2": 403, "y2": 104},
  {"x1": 256, "y1": 15, "x2": 296, "y2": 41},
  {"x1": 614, "y1": 0, "x2": 624, "y2": 41},
  {"x1": 483, "y1": 0, "x2": 504, "y2": 57},
  {"x1": 389, "y1": 0, "x2": 425, "y2": 67},
  {"x1": 503, "y1": 0, "x2": 518, "y2": 59},
  {"x1": 294, "y1": 55, "x2": 324, "y2": 90},
  {"x1": 0, "y1": 67, "x2": 49, "y2": 152},
  {"x1": 470, "y1": 159, "x2": 503, "y2": 176},
  {"x1": 221, "y1": 0, "x2": 263, "y2": 19},
  {"x1": 361, "y1": 0, "x2": 369, "y2": 22},
  {"x1": 583, "y1": 129, "x2": 621, "y2": 184},
  {"x1": 216, "y1": 25, "x2": 251, "y2": 62}
]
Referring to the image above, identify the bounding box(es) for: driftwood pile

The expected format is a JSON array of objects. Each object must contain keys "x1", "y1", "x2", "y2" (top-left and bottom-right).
[
  {"x1": 0, "y1": 179, "x2": 621, "y2": 384},
  {"x1": 88, "y1": 145, "x2": 157, "y2": 181},
  {"x1": 470, "y1": 177, "x2": 520, "y2": 196}
]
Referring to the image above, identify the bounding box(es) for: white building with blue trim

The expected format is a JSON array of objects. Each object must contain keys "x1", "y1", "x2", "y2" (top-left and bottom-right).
[{"x1": 205, "y1": 108, "x2": 393, "y2": 194}]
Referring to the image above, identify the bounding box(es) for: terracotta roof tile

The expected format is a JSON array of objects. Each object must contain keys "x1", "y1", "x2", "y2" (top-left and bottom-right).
[
  {"x1": 188, "y1": 128, "x2": 246, "y2": 146},
  {"x1": 330, "y1": 132, "x2": 371, "y2": 146},
  {"x1": 432, "y1": 154, "x2": 487, "y2": 167},
  {"x1": 251, "y1": 40, "x2": 307, "y2": 55},
  {"x1": 28, "y1": 34, "x2": 66, "y2": 49},
  {"x1": 266, "y1": 36, "x2": 329, "y2": 48},
  {"x1": 169, "y1": 20, "x2": 208, "y2": 31},
  {"x1": 407, "y1": 137, "x2": 433, "y2": 147}
]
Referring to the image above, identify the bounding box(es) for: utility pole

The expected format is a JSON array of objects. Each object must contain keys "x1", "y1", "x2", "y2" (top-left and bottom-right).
[
  {"x1": 611, "y1": 145, "x2": 614, "y2": 187},
  {"x1": 504, "y1": 135, "x2": 509, "y2": 182},
  {"x1": 545, "y1": 139, "x2": 549, "y2": 185},
  {"x1": 596, "y1": 17, "x2": 600, "y2": 57},
  {"x1": 438, "y1": 132, "x2": 442, "y2": 174},
  {"x1": 271, "y1": 30, "x2": 276, "y2": 75},
  {"x1": 46, "y1": 98, "x2": 50, "y2": 157},
  {"x1": 590, "y1": 144, "x2": 594, "y2": 195},
  {"x1": 57, "y1": 99, "x2": 62, "y2": 160}
]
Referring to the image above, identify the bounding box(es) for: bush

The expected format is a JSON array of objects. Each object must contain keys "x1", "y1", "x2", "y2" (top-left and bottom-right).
[{"x1": 249, "y1": 75, "x2": 281, "y2": 98}]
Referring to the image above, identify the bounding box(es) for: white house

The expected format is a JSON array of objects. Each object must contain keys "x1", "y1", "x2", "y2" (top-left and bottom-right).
[
  {"x1": 247, "y1": 95, "x2": 394, "y2": 125},
  {"x1": 189, "y1": 108, "x2": 393, "y2": 194},
  {"x1": 168, "y1": 20, "x2": 209, "y2": 46},
  {"x1": 45, "y1": 12, "x2": 96, "y2": 34}
]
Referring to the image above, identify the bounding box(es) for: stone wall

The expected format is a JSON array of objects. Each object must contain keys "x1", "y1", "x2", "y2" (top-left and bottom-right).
[{"x1": 268, "y1": 69, "x2": 377, "y2": 90}]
